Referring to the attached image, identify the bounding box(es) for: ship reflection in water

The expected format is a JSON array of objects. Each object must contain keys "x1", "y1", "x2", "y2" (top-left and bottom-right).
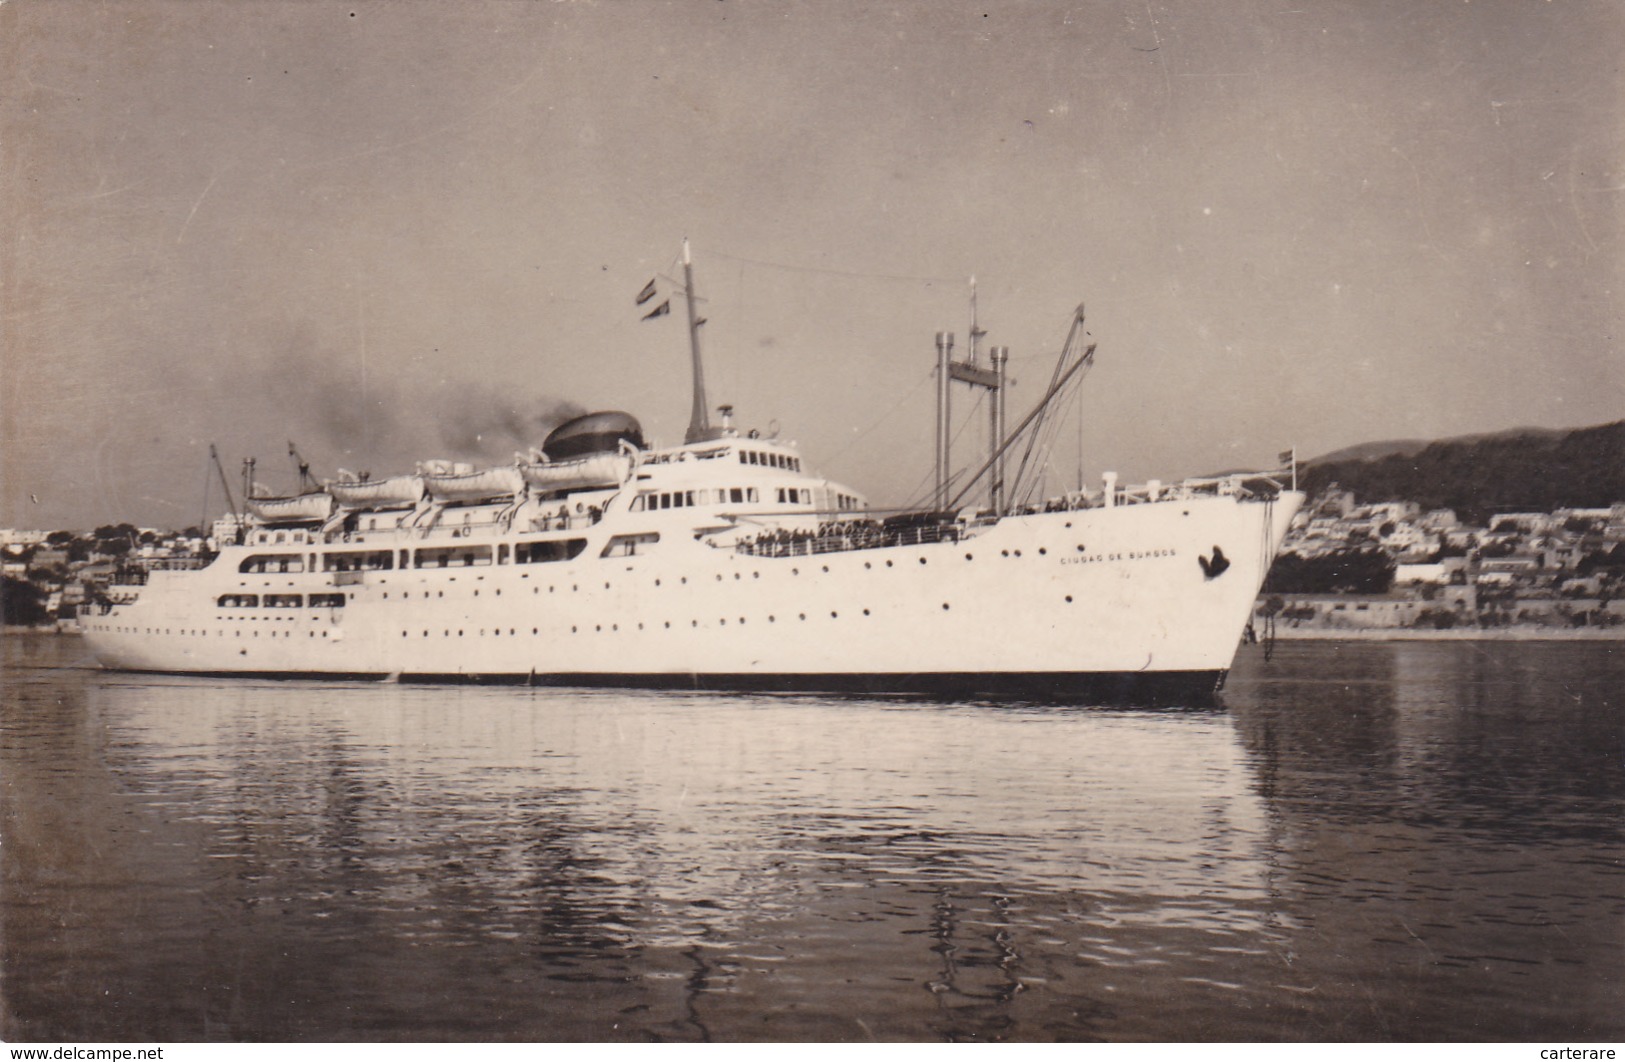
[{"x1": 3, "y1": 637, "x2": 1621, "y2": 1041}]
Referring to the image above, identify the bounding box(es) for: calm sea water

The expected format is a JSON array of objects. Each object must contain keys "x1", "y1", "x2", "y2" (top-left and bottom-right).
[{"x1": 3, "y1": 634, "x2": 1621, "y2": 1042}]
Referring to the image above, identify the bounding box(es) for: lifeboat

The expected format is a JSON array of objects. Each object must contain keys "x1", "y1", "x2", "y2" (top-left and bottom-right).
[
  {"x1": 519, "y1": 451, "x2": 633, "y2": 494},
  {"x1": 247, "y1": 491, "x2": 333, "y2": 523},
  {"x1": 326, "y1": 473, "x2": 426, "y2": 508},
  {"x1": 420, "y1": 463, "x2": 524, "y2": 503}
]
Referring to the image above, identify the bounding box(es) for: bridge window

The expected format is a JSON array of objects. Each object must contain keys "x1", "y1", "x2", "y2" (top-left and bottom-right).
[
  {"x1": 238, "y1": 554, "x2": 304, "y2": 574},
  {"x1": 414, "y1": 545, "x2": 493, "y2": 568},
  {"x1": 323, "y1": 550, "x2": 394, "y2": 572},
  {"x1": 513, "y1": 539, "x2": 587, "y2": 565},
  {"x1": 601, "y1": 533, "x2": 660, "y2": 559}
]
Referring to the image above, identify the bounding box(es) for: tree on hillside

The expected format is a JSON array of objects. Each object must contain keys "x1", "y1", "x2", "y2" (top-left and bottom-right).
[
  {"x1": 1, "y1": 576, "x2": 50, "y2": 626},
  {"x1": 1267, "y1": 548, "x2": 1395, "y2": 594}
]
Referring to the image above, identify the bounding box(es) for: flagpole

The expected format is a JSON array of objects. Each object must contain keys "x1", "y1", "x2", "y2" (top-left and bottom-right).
[{"x1": 681, "y1": 238, "x2": 713, "y2": 444}]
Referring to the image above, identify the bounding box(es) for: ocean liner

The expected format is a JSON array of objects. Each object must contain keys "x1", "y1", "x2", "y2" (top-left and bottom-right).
[{"x1": 80, "y1": 246, "x2": 1302, "y2": 700}]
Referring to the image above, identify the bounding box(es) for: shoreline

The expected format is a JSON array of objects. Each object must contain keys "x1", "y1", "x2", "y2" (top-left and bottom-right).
[{"x1": 1267, "y1": 626, "x2": 1624, "y2": 641}]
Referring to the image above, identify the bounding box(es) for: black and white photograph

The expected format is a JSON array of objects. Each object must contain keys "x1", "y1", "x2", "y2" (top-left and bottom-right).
[{"x1": 2, "y1": 0, "x2": 1621, "y2": 1045}]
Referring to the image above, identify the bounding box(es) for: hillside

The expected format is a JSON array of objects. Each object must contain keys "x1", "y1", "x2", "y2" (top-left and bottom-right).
[
  {"x1": 1301, "y1": 420, "x2": 1624, "y2": 523},
  {"x1": 1307, "y1": 426, "x2": 1570, "y2": 466}
]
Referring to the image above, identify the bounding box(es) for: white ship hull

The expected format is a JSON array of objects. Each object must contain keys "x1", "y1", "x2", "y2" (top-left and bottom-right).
[{"x1": 80, "y1": 489, "x2": 1300, "y2": 701}]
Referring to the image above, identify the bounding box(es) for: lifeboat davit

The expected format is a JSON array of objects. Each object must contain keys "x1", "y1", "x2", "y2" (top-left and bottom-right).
[
  {"x1": 247, "y1": 491, "x2": 334, "y2": 523},
  {"x1": 325, "y1": 473, "x2": 426, "y2": 508}
]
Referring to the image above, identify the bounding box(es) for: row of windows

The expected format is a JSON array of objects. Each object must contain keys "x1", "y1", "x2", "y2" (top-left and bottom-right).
[
  {"x1": 235, "y1": 547, "x2": 1006, "y2": 603},
  {"x1": 217, "y1": 593, "x2": 346, "y2": 608},
  {"x1": 238, "y1": 539, "x2": 592, "y2": 575},
  {"x1": 632, "y1": 487, "x2": 760, "y2": 511},
  {"x1": 93, "y1": 626, "x2": 335, "y2": 639},
  {"x1": 741, "y1": 450, "x2": 800, "y2": 472},
  {"x1": 230, "y1": 540, "x2": 1090, "y2": 604}
]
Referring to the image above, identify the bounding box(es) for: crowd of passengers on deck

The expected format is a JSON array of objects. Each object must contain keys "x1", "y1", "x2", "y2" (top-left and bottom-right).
[{"x1": 736, "y1": 519, "x2": 962, "y2": 557}]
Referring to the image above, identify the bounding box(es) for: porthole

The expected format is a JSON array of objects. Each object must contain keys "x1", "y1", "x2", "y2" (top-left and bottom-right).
[
  {"x1": 919, "y1": 557, "x2": 927, "y2": 565},
  {"x1": 862, "y1": 608, "x2": 870, "y2": 616},
  {"x1": 1065, "y1": 595, "x2": 1074, "y2": 603},
  {"x1": 942, "y1": 602, "x2": 950, "y2": 610},
  {"x1": 797, "y1": 613, "x2": 806, "y2": 621},
  {"x1": 1038, "y1": 548, "x2": 1047, "y2": 555},
  {"x1": 965, "y1": 553, "x2": 973, "y2": 561}
]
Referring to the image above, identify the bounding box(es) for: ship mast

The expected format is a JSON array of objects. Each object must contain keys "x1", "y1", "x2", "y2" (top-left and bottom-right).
[
  {"x1": 681, "y1": 238, "x2": 716, "y2": 444},
  {"x1": 209, "y1": 444, "x2": 239, "y2": 521}
]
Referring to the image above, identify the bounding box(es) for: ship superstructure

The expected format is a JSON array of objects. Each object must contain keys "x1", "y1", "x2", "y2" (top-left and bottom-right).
[{"x1": 80, "y1": 247, "x2": 1302, "y2": 700}]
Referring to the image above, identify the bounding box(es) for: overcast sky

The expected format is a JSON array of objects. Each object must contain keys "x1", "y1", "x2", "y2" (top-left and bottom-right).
[{"x1": 3, "y1": 0, "x2": 1619, "y2": 530}]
